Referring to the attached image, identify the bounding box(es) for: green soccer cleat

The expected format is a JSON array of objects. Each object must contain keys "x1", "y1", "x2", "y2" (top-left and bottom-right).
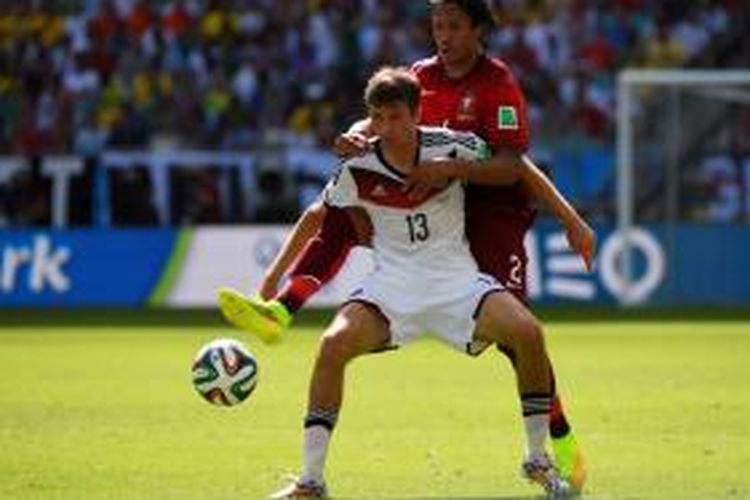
[
  {"x1": 217, "y1": 287, "x2": 292, "y2": 344},
  {"x1": 551, "y1": 432, "x2": 587, "y2": 493}
]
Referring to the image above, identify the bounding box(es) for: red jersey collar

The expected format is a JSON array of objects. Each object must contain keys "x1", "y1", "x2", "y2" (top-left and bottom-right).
[{"x1": 437, "y1": 53, "x2": 489, "y2": 82}]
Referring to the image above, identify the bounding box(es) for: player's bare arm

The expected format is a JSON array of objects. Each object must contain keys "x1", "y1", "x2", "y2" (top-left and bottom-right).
[
  {"x1": 409, "y1": 149, "x2": 524, "y2": 186},
  {"x1": 258, "y1": 201, "x2": 328, "y2": 299},
  {"x1": 518, "y1": 155, "x2": 597, "y2": 271},
  {"x1": 409, "y1": 148, "x2": 596, "y2": 271},
  {"x1": 332, "y1": 118, "x2": 374, "y2": 158}
]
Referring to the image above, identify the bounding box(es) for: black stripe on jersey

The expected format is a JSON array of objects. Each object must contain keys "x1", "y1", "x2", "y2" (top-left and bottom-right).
[
  {"x1": 454, "y1": 133, "x2": 480, "y2": 152},
  {"x1": 420, "y1": 130, "x2": 454, "y2": 148},
  {"x1": 373, "y1": 133, "x2": 421, "y2": 179},
  {"x1": 374, "y1": 146, "x2": 405, "y2": 179},
  {"x1": 421, "y1": 128, "x2": 481, "y2": 155}
]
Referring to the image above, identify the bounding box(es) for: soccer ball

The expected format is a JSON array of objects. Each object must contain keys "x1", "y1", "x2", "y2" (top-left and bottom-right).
[{"x1": 191, "y1": 338, "x2": 258, "y2": 406}]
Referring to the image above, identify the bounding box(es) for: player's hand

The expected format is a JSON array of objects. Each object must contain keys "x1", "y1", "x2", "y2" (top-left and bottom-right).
[
  {"x1": 332, "y1": 132, "x2": 373, "y2": 159},
  {"x1": 565, "y1": 218, "x2": 596, "y2": 272}
]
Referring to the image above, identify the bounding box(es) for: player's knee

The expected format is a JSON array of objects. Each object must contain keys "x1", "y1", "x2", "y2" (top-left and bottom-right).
[
  {"x1": 513, "y1": 314, "x2": 545, "y2": 352},
  {"x1": 318, "y1": 330, "x2": 358, "y2": 366}
]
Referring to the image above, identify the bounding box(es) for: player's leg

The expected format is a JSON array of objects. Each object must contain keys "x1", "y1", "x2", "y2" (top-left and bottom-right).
[
  {"x1": 468, "y1": 216, "x2": 585, "y2": 491},
  {"x1": 497, "y1": 341, "x2": 585, "y2": 491},
  {"x1": 272, "y1": 301, "x2": 391, "y2": 498},
  {"x1": 473, "y1": 290, "x2": 552, "y2": 408},
  {"x1": 218, "y1": 207, "x2": 358, "y2": 344},
  {"x1": 472, "y1": 290, "x2": 570, "y2": 496},
  {"x1": 277, "y1": 207, "x2": 361, "y2": 314}
]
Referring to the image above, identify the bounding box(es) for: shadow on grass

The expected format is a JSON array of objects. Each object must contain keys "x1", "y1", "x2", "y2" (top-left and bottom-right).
[
  {"x1": 0, "y1": 307, "x2": 335, "y2": 328},
  {"x1": 2, "y1": 305, "x2": 749, "y2": 329}
]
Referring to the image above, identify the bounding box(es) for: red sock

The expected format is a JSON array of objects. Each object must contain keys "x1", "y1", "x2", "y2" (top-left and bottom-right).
[
  {"x1": 549, "y1": 394, "x2": 571, "y2": 438},
  {"x1": 277, "y1": 276, "x2": 322, "y2": 314}
]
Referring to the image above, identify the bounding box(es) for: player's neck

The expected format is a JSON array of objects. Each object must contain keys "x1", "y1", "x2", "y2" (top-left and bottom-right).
[
  {"x1": 443, "y1": 50, "x2": 482, "y2": 79},
  {"x1": 379, "y1": 130, "x2": 419, "y2": 174}
]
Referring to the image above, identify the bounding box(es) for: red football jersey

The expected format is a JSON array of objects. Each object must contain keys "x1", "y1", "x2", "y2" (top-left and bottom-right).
[
  {"x1": 411, "y1": 55, "x2": 535, "y2": 297},
  {"x1": 411, "y1": 55, "x2": 535, "y2": 223}
]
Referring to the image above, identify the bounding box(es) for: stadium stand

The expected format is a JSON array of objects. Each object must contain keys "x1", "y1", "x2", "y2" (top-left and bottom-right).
[{"x1": 0, "y1": 0, "x2": 747, "y2": 225}]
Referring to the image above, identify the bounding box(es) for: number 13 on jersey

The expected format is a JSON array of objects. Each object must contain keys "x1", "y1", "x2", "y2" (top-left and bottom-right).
[{"x1": 406, "y1": 213, "x2": 430, "y2": 243}]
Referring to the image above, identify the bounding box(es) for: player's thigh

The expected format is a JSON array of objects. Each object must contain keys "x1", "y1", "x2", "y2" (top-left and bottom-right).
[
  {"x1": 472, "y1": 290, "x2": 540, "y2": 346},
  {"x1": 322, "y1": 301, "x2": 391, "y2": 360},
  {"x1": 467, "y1": 214, "x2": 529, "y2": 302}
]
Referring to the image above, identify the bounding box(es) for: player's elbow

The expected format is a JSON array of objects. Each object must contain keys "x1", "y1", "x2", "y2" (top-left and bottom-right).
[
  {"x1": 495, "y1": 165, "x2": 522, "y2": 185},
  {"x1": 474, "y1": 163, "x2": 521, "y2": 186}
]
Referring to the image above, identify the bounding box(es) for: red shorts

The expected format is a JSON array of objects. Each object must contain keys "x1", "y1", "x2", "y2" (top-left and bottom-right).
[{"x1": 465, "y1": 209, "x2": 533, "y2": 303}]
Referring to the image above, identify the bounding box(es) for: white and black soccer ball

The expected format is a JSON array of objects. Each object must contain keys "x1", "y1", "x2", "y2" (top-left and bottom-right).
[{"x1": 191, "y1": 338, "x2": 258, "y2": 406}]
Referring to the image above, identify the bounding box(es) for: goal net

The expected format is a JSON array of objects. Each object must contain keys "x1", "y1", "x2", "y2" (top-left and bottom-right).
[{"x1": 615, "y1": 69, "x2": 750, "y2": 304}]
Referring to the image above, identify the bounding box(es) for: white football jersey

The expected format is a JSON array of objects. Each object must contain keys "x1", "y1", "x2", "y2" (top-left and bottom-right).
[{"x1": 323, "y1": 126, "x2": 492, "y2": 312}]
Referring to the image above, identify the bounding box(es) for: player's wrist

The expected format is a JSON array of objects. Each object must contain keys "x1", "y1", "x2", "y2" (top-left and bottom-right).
[{"x1": 562, "y1": 212, "x2": 585, "y2": 231}]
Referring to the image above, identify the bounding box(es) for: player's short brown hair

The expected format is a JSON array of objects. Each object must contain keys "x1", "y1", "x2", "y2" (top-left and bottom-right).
[
  {"x1": 364, "y1": 66, "x2": 421, "y2": 113},
  {"x1": 428, "y1": 0, "x2": 496, "y2": 30}
]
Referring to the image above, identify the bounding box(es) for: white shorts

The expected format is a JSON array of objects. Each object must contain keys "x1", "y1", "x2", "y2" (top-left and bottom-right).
[{"x1": 345, "y1": 273, "x2": 504, "y2": 356}]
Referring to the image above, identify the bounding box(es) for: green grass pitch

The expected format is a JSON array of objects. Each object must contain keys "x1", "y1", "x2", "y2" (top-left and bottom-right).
[{"x1": 1, "y1": 314, "x2": 749, "y2": 499}]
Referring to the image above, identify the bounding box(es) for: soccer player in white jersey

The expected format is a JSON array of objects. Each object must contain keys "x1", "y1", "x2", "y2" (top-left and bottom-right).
[{"x1": 269, "y1": 67, "x2": 570, "y2": 499}]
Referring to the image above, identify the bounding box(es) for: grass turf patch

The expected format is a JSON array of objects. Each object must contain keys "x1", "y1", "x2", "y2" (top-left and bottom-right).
[{"x1": 0, "y1": 321, "x2": 748, "y2": 498}]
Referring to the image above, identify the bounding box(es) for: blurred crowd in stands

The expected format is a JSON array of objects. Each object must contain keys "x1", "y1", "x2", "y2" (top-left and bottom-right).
[
  {"x1": 0, "y1": 0, "x2": 748, "y2": 226},
  {"x1": 2, "y1": 0, "x2": 746, "y2": 152}
]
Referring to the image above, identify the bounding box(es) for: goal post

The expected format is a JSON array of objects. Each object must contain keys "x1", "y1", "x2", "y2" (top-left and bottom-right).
[{"x1": 616, "y1": 69, "x2": 750, "y2": 305}]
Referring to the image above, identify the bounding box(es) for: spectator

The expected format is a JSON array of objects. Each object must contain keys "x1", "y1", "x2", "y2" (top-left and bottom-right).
[
  {"x1": 0, "y1": 0, "x2": 741, "y2": 160},
  {"x1": 642, "y1": 22, "x2": 688, "y2": 68}
]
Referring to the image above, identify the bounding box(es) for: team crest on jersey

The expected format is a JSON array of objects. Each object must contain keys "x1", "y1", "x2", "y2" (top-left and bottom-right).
[
  {"x1": 497, "y1": 106, "x2": 519, "y2": 130},
  {"x1": 457, "y1": 92, "x2": 477, "y2": 122}
]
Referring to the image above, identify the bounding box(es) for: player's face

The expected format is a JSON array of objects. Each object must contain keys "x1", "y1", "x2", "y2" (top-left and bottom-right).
[
  {"x1": 431, "y1": 4, "x2": 483, "y2": 66},
  {"x1": 369, "y1": 102, "x2": 419, "y2": 145}
]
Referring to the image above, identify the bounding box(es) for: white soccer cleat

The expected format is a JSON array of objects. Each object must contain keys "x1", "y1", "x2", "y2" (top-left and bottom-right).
[
  {"x1": 522, "y1": 452, "x2": 571, "y2": 497},
  {"x1": 269, "y1": 478, "x2": 328, "y2": 499}
]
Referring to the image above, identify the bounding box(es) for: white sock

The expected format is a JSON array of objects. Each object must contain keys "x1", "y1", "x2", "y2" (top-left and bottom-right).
[
  {"x1": 524, "y1": 413, "x2": 550, "y2": 459},
  {"x1": 301, "y1": 425, "x2": 331, "y2": 484}
]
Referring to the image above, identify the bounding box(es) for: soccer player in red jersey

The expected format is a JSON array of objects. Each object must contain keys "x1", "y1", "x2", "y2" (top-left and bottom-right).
[{"x1": 219, "y1": 0, "x2": 591, "y2": 492}]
